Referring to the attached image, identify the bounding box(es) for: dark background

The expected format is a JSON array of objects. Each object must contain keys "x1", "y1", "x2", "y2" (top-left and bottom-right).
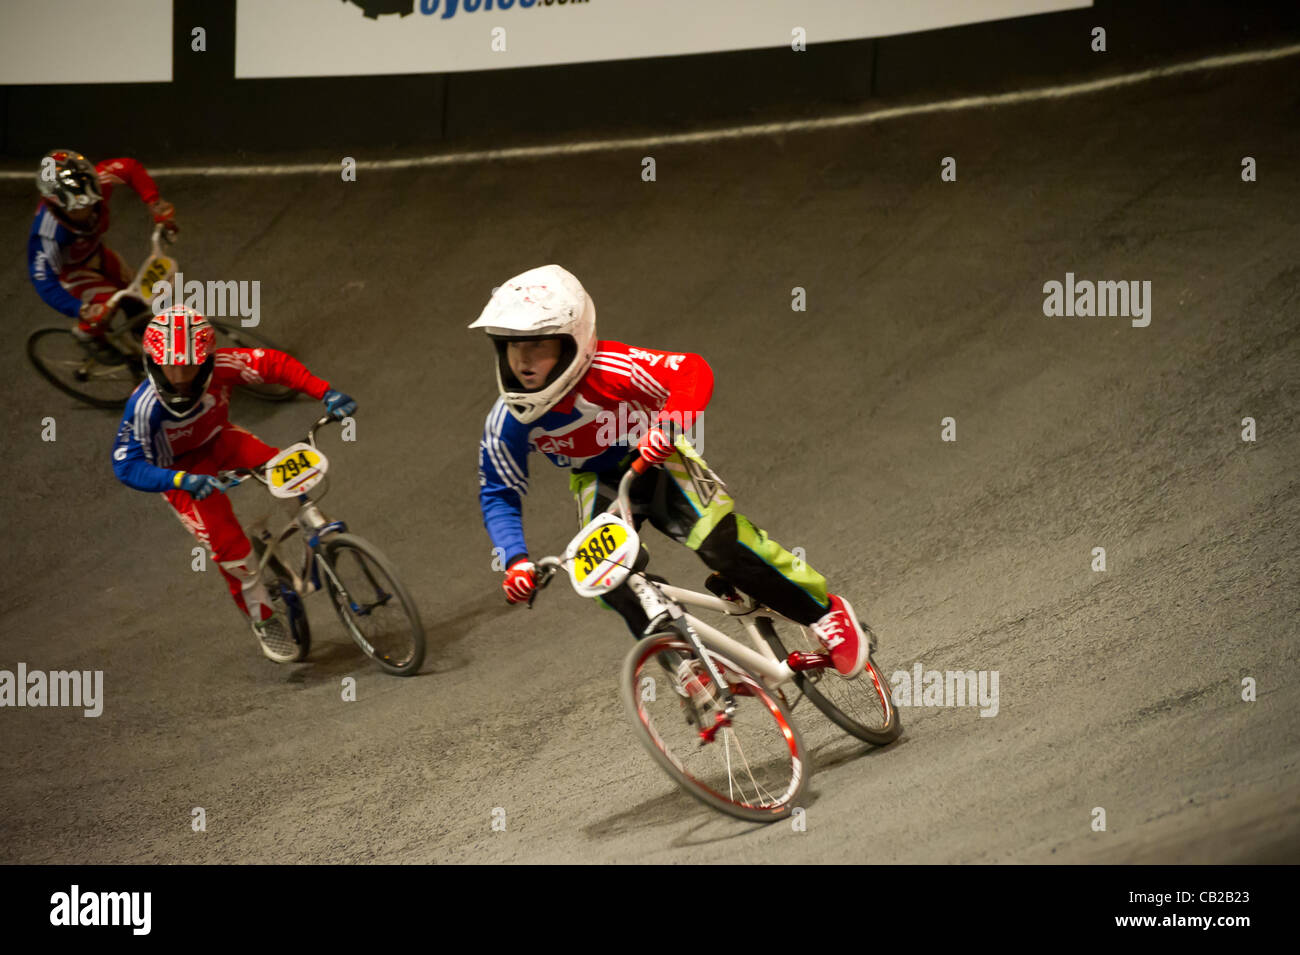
[
  {"x1": 1, "y1": 0, "x2": 1297, "y2": 866},
  {"x1": 2, "y1": 0, "x2": 1298, "y2": 161}
]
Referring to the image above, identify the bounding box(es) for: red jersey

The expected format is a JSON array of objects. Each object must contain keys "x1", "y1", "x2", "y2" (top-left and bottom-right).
[{"x1": 113, "y1": 348, "x2": 331, "y2": 492}]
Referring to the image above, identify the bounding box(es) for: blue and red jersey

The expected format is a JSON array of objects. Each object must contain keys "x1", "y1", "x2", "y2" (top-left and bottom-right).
[
  {"x1": 28, "y1": 157, "x2": 161, "y2": 318},
  {"x1": 113, "y1": 348, "x2": 330, "y2": 492},
  {"x1": 478, "y1": 340, "x2": 713, "y2": 565}
]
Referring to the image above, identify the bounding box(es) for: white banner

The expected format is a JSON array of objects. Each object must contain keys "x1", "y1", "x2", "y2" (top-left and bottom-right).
[
  {"x1": 236, "y1": 0, "x2": 1091, "y2": 79},
  {"x1": 0, "y1": 0, "x2": 172, "y2": 85}
]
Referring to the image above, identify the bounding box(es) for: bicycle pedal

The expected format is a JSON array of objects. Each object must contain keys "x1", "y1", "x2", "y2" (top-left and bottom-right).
[{"x1": 787, "y1": 651, "x2": 832, "y2": 672}]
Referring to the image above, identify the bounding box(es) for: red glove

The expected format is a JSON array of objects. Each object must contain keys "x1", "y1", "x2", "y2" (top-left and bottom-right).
[
  {"x1": 503, "y1": 559, "x2": 537, "y2": 604},
  {"x1": 149, "y1": 198, "x2": 179, "y2": 235},
  {"x1": 78, "y1": 301, "x2": 109, "y2": 328},
  {"x1": 637, "y1": 426, "x2": 675, "y2": 466}
]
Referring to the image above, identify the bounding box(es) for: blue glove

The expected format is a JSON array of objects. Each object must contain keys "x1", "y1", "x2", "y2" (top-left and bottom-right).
[
  {"x1": 178, "y1": 472, "x2": 224, "y2": 501},
  {"x1": 323, "y1": 388, "x2": 356, "y2": 419}
]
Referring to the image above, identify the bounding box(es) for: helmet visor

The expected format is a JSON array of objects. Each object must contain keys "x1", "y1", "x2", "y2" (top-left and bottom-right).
[
  {"x1": 492, "y1": 334, "x2": 576, "y2": 394},
  {"x1": 146, "y1": 354, "x2": 214, "y2": 415}
]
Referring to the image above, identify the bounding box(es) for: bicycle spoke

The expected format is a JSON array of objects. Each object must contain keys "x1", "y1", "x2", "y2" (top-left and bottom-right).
[
  {"x1": 725, "y1": 729, "x2": 736, "y2": 804},
  {"x1": 321, "y1": 535, "x2": 424, "y2": 675},
  {"x1": 624, "y1": 635, "x2": 805, "y2": 821},
  {"x1": 28, "y1": 328, "x2": 141, "y2": 407},
  {"x1": 734, "y1": 709, "x2": 788, "y2": 808},
  {"x1": 727, "y1": 727, "x2": 772, "y2": 808},
  {"x1": 763, "y1": 622, "x2": 900, "y2": 745}
]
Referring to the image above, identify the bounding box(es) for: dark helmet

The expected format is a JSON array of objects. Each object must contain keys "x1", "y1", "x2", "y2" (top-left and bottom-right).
[{"x1": 36, "y1": 148, "x2": 103, "y2": 234}]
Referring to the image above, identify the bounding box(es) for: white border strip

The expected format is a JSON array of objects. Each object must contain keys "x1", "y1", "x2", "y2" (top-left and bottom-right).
[{"x1": 3, "y1": 41, "x2": 1297, "y2": 179}]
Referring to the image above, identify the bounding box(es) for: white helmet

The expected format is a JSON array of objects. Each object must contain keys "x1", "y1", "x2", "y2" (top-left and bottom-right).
[{"x1": 468, "y1": 264, "x2": 597, "y2": 423}]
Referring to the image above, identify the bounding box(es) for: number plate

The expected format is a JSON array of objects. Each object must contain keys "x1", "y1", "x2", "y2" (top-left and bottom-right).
[
  {"x1": 139, "y1": 256, "x2": 175, "y2": 300},
  {"x1": 564, "y1": 513, "x2": 639, "y2": 598},
  {"x1": 265, "y1": 443, "x2": 329, "y2": 498}
]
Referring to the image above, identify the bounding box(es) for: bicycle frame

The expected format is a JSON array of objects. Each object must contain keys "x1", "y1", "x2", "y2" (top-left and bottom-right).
[
  {"x1": 100, "y1": 223, "x2": 176, "y2": 356},
  {"x1": 256, "y1": 499, "x2": 348, "y2": 598},
  {"x1": 651, "y1": 584, "x2": 797, "y2": 689},
  {"x1": 539, "y1": 454, "x2": 829, "y2": 698},
  {"x1": 219, "y1": 415, "x2": 348, "y2": 597}
]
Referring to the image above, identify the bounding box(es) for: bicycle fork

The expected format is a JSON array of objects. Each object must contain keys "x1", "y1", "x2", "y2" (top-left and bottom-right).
[{"x1": 627, "y1": 575, "x2": 738, "y2": 735}]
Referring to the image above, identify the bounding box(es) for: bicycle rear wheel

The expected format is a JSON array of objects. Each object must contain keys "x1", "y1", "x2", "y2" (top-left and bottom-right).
[
  {"x1": 209, "y1": 320, "x2": 297, "y2": 402},
  {"x1": 621, "y1": 632, "x2": 808, "y2": 823},
  {"x1": 317, "y1": 533, "x2": 425, "y2": 675},
  {"x1": 757, "y1": 617, "x2": 901, "y2": 746},
  {"x1": 27, "y1": 327, "x2": 141, "y2": 408}
]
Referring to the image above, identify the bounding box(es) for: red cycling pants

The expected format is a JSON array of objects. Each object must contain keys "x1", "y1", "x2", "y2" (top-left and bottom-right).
[
  {"x1": 162, "y1": 425, "x2": 279, "y2": 616},
  {"x1": 60, "y1": 245, "x2": 132, "y2": 334}
]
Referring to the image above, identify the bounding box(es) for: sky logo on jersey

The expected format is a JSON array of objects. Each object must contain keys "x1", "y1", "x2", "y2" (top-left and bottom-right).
[
  {"x1": 535, "y1": 435, "x2": 575, "y2": 455},
  {"x1": 627, "y1": 347, "x2": 685, "y2": 370}
]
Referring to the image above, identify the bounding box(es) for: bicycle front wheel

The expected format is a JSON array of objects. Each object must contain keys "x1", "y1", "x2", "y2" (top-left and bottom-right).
[
  {"x1": 621, "y1": 632, "x2": 808, "y2": 823},
  {"x1": 317, "y1": 533, "x2": 425, "y2": 676},
  {"x1": 209, "y1": 320, "x2": 297, "y2": 402},
  {"x1": 758, "y1": 617, "x2": 902, "y2": 746},
  {"x1": 27, "y1": 327, "x2": 141, "y2": 409}
]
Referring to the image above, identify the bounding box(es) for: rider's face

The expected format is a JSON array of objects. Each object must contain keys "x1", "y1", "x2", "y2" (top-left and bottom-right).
[
  {"x1": 507, "y1": 338, "x2": 562, "y2": 390},
  {"x1": 162, "y1": 363, "x2": 202, "y2": 393},
  {"x1": 65, "y1": 205, "x2": 94, "y2": 223}
]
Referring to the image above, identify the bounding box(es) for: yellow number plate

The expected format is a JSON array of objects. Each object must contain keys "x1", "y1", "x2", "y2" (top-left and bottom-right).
[
  {"x1": 572, "y1": 521, "x2": 629, "y2": 585},
  {"x1": 269, "y1": 448, "x2": 323, "y2": 490},
  {"x1": 140, "y1": 257, "x2": 174, "y2": 298}
]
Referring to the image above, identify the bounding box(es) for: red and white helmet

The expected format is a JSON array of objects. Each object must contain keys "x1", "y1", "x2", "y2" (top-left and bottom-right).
[{"x1": 142, "y1": 305, "x2": 218, "y2": 417}]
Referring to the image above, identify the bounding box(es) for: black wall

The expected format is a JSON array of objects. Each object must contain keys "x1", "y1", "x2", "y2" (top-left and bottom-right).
[{"x1": 1, "y1": 0, "x2": 1296, "y2": 162}]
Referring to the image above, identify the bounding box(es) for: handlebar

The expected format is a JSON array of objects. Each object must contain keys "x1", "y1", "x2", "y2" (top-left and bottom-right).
[
  {"x1": 215, "y1": 414, "x2": 338, "y2": 491},
  {"x1": 149, "y1": 221, "x2": 174, "y2": 252},
  {"x1": 104, "y1": 223, "x2": 176, "y2": 316},
  {"x1": 526, "y1": 452, "x2": 650, "y2": 608},
  {"x1": 528, "y1": 556, "x2": 565, "y2": 608},
  {"x1": 612, "y1": 454, "x2": 651, "y2": 522}
]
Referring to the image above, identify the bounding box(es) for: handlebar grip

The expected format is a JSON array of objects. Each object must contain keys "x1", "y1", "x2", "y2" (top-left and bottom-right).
[
  {"x1": 630, "y1": 454, "x2": 652, "y2": 475},
  {"x1": 527, "y1": 558, "x2": 564, "y2": 609},
  {"x1": 527, "y1": 570, "x2": 546, "y2": 608},
  {"x1": 534, "y1": 558, "x2": 561, "y2": 586}
]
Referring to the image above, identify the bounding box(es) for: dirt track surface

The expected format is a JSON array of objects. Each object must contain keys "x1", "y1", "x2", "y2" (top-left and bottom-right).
[{"x1": 1, "y1": 55, "x2": 1297, "y2": 864}]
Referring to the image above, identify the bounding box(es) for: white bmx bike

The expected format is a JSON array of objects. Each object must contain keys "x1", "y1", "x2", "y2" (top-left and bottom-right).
[{"x1": 532, "y1": 453, "x2": 901, "y2": 823}]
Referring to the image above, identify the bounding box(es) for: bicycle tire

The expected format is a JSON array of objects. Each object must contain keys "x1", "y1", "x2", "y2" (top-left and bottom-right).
[
  {"x1": 209, "y1": 320, "x2": 297, "y2": 402},
  {"x1": 756, "y1": 617, "x2": 902, "y2": 746},
  {"x1": 318, "y1": 533, "x2": 425, "y2": 675},
  {"x1": 26, "y1": 326, "x2": 141, "y2": 409},
  {"x1": 621, "y1": 631, "x2": 809, "y2": 823}
]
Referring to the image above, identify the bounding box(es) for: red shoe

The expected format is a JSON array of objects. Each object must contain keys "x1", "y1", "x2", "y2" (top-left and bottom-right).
[{"x1": 810, "y1": 595, "x2": 870, "y2": 678}]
